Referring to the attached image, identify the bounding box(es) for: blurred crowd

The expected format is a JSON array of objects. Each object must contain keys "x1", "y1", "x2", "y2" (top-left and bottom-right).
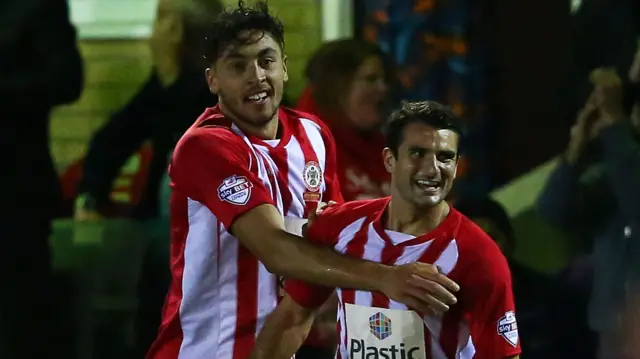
[{"x1": 1, "y1": 0, "x2": 639, "y2": 358}]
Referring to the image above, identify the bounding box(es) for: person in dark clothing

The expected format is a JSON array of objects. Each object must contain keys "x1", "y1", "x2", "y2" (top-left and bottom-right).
[
  {"x1": 565, "y1": 0, "x2": 640, "y2": 127},
  {"x1": 75, "y1": 0, "x2": 221, "y2": 220},
  {"x1": 74, "y1": 0, "x2": 221, "y2": 356},
  {"x1": 0, "y1": 0, "x2": 83, "y2": 358},
  {"x1": 537, "y1": 67, "x2": 640, "y2": 359},
  {"x1": 75, "y1": 70, "x2": 213, "y2": 219},
  {"x1": 455, "y1": 197, "x2": 596, "y2": 359}
]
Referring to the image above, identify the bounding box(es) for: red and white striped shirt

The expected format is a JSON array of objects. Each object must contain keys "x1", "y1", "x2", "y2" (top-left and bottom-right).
[
  {"x1": 286, "y1": 198, "x2": 521, "y2": 359},
  {"x1": 146, "y1": 106, "x2": 343, "y2": 359}
]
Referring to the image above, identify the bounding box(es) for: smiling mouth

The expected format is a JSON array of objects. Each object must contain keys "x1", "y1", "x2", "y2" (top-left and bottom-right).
[
  {"x1": 414, "y1": 179, "x2": 441, "y2": 193},
  {"x1": 245, "y1": 90, "x2": 270, "y2": 104}
]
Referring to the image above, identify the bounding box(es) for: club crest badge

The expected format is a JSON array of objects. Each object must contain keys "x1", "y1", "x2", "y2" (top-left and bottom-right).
[
  {"x1": 302, "y1": 161, "x2": 322, "y2": 202},
  {"x1": 218, "y1": 175, "x2": 253, "y2": 205},
  {"x1": 497, "y1": 311, "x2": 519, "y2": 347},
  {"x1": 303, "y1": 161, "x2": 322, "y2": 191}
]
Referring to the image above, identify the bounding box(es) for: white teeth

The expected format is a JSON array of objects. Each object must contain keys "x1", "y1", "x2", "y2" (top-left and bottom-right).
[
  {"x1": 416, "y1": 180, "x2": 439, "y2": 187},
  {"x1": 247, "y1": 91, "x2": 268, "y2": 101}
]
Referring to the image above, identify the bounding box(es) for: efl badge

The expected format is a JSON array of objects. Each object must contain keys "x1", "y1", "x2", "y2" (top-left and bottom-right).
[
  {"x1": 497, "y1": 311, "x2": 519, "y2": 347},
  {"x1": 218, "y1": 175, "x2": 253, "y2": 205},
  {"x1": 302, "y1": 161, "x2": 322, "y2": 202}
]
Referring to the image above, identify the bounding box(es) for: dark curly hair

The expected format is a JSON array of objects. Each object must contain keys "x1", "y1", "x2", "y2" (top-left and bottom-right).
[
  {"x1": 385, "y1": 101, "x2": 464, "y2": 156},
  {"x1": 202, "y1": 0, "x2": 285, "y2": 64}
]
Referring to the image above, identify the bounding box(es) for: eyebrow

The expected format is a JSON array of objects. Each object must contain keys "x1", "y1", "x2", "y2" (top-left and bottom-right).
[
  {"x1": 407, "y1": 146, "x2": 457, "y2": 156},
  {"x1": 224, "y1": 46, "x2": 278, "y2": 61},
  {"x1": 439, "y1": 149, "x2": 458, "y2": 157},
  {"x1": 258, "y1": 47, "x2": 278, "y2": 57}
]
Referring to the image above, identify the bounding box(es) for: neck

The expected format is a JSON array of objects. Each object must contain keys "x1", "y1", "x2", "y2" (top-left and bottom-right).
[
  {"x1": 219, "y1": 103, "x2": 280, "y2": 140},
  {"x1": 386, "y1": 197, "x2": 450, "y2": 237},
  {"x1": 153, "y1": 47, "x2": 181, "y2": 87},
  {"x1": 156, "y1": 63, "x2": 180, "y2": 87}
]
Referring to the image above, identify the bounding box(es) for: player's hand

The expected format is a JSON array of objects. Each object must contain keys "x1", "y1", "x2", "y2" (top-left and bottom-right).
[
  {"x1": 302, "y1": 201, "x2": 337, "y2": 236},
  {"x1": 379, "y1": 262, "x2": 459, "y2": 316},
  {"x1": 308, "y1": 201, "x2": 337, "y2": 225}
]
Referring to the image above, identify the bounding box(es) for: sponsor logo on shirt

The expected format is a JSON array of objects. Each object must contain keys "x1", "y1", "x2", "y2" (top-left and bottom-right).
[
  {"x1": 369, "y1": 312, "x2": 393, "y2": 340},
  {"x1": 303, "y1": 161, "x2": 322, "y2": 201},
  {"x1": 497, "y1": 310, "x2": 519, "y2": 347},
  {"x1": 218, "y1": 175, "x2": 253, "y2": 205},
  {"x1": 346, "y1": 303, "x2": 425, "y2": 359}
]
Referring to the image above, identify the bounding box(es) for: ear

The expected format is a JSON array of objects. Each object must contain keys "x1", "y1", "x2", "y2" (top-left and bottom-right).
[
  {"x1": 382, "y1": 147, "x2": 395, "y2": 174},
  {"x1": 282, "y1": 54, "x2": 289, "y2": 83},
  {"x1": 206, "y1": 67, "x2": 219, "y2": 94}
]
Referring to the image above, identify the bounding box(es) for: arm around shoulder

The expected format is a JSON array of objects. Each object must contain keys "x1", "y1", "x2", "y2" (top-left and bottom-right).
[
  {"x1": 174, "y1": 130, "x2": 389, "y2": 290},
  {"x1": 230, "y1": 204, "x2": 389, "y2": 290}
]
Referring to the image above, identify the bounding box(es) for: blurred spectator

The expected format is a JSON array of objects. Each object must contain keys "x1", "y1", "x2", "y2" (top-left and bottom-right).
[
  {"x1": 297, "y1": 39, "x2": 392, "y2": 201},
  {"x1": 0, "y1": 0, "x2": 83, "y2": 357},
  {"x1": 537, "y1": 66, "x2": 640, "y2": 359},
  {"x1": 455, "y1": 197, "x2": 596, "y2": 358},
  {"x1": 74, "y1": 0, "x2": 221, "y2": 357},
  {"x1": 75, "y1": 0, "x2": 220, "y2": 221},
  {"x1": 357, "y1": 0, "x2": 491, "y2": 197},
  {"x1": 566, "y1": 0, "x2": 640, "y2": 127}
]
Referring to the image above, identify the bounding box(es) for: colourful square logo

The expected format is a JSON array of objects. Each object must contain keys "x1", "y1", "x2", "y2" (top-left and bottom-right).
[{"x1": 368, "y1": 312, "x2": 392, "y2": 340}]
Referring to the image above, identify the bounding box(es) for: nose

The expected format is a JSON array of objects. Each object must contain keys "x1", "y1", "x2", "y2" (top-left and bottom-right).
[
  {"x1": 418, "y1": 155, "x2": 439, "y2": 177},
  {"x1": 247, "y1": 60, "x2": 267, "y2": 84}
]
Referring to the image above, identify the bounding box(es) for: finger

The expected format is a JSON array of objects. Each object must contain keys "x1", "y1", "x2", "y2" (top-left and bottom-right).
[
  {"x1": 434, "y1": 273, "x2": 461, "y2": 293},
  {"x1": 327, "y1": 201, "x2": 337, "y2": 206},
  {"x1": 316, "y1": 202, "x2": 328, "y2": 214},
  {"x1": 404, "y1": 286, "x2": 449, "y2": 313},
  {"x1": 408, "y1": 274, "x2": 458, "y2": 305},
  {"x1": 399, "y1": 293, "x2": 443, "y2": 316},
  {"x1": 419, "y1": 294, "x2": 449, "y2": 315},
  {"x1": 398, "y1": 295, "x2": 432, "y2": 316},
  {"x1": 410, "y1": 263, "x2": 461, "y2": 292}
]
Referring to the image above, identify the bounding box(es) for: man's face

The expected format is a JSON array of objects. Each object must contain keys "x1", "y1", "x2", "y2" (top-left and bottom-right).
[
  {"x1": 384, "y1": 122, "x2": 459, "y2": 208},
  {"x1": 206, "y1": 31, "x2": 288, "y2": 126}
]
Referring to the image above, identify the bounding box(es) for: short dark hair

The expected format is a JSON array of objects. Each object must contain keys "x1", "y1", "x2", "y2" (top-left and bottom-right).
[
  {"x1": 385, "y1": 101, "x2": 464, "y2": 156},
  {"x1": 203, "y1": 0, "x2": 285, "y2": 64}
]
